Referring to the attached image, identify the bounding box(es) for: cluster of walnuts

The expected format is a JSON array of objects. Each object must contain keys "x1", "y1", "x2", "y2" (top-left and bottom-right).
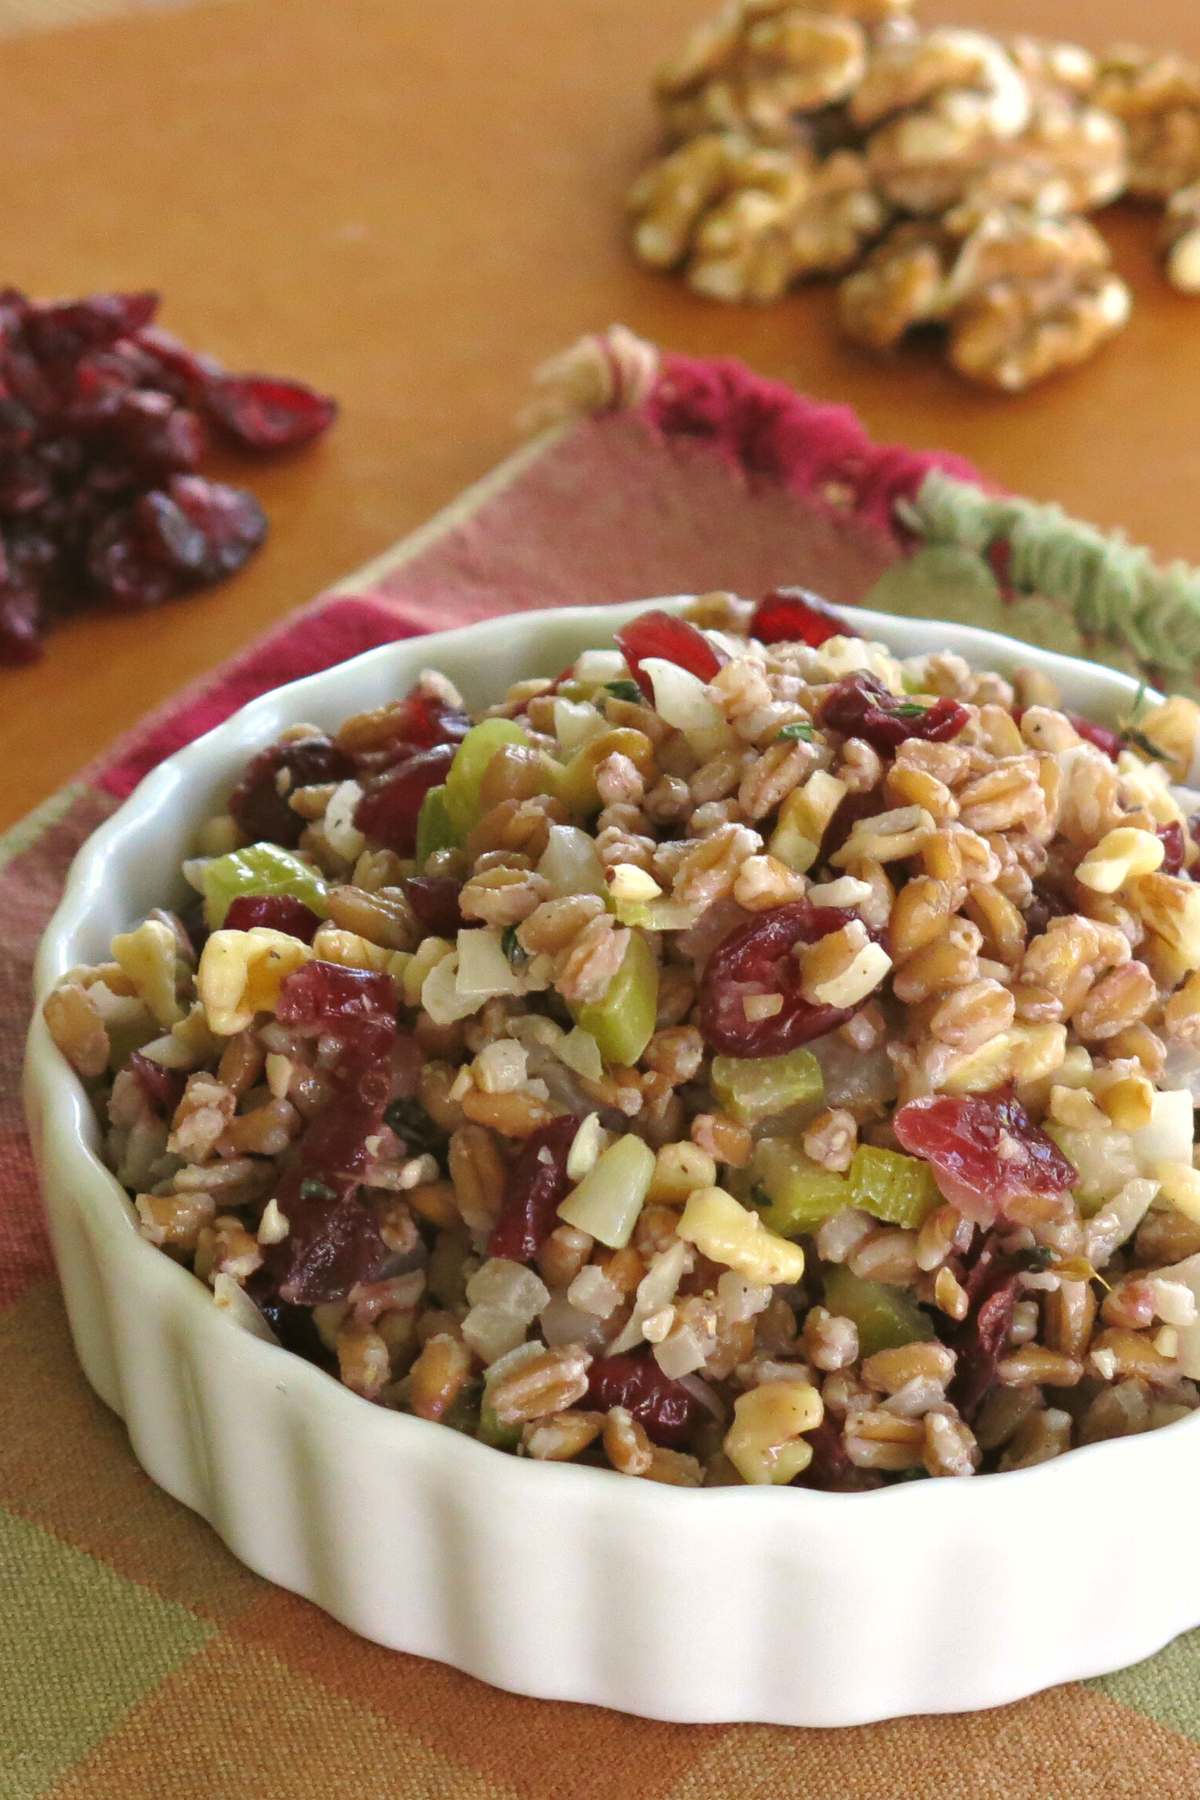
[{"x1": 626, "y1": 0, "x2": 1200, "y2": 390}]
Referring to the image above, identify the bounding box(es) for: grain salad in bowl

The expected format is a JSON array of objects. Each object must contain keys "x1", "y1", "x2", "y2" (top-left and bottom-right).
[{"x1": 42, "y1": 591, "x2": 1200, "y2": 1491}]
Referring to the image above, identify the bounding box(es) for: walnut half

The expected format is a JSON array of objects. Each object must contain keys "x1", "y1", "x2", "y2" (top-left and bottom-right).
[
  {"x1": 851, "y1": 28, "x2": 1032, "y2": 214},
  {"x1": 629, "y1": 132, "x2": 886, "y2": 303},
  {"x1": 1093, "y1": 45, "x2": 1200, "y2": 200},
  {"x1": 655, "y1": 0, "x2": 872, "y2": 146},
  {"x1": 839, "y1": 205, "x2": 1132, "y2": 391}
]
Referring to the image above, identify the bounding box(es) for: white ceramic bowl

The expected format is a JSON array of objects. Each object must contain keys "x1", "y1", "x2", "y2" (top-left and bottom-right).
[{"x1": 25, "y1": 599, "x2": 1200, "y2": 1726}]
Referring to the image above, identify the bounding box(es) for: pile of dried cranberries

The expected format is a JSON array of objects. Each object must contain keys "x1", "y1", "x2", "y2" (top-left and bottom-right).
[{"x1": 0, "y1": 288, "x2": 338, "y2": 664}]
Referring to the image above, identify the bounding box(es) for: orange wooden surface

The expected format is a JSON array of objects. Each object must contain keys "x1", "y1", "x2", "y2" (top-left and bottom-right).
[{"x1": 2, "y1": 0, "x2": 1198, "y2": 828}]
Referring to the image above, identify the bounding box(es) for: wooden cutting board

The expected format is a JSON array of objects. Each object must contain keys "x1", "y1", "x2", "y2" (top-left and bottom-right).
[{"x1": 2, "y1": 0, "x2": 1198, "y2": 826}]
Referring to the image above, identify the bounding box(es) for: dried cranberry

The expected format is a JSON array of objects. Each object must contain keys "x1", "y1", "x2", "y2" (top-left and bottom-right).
[
  {"x1": 23, "y1": 290, "x2": 159, "y2": 361},
  {"x1": 488, "y1": 1117, "x2": 578, "y2": 1264},
  {"x1": 85, "y1": 507, "x2": 181, "y2": 611},
  {"x1": 134, "y1": 489, "x2": 210, "y2": 577},
  {"x1": 0, "y1": 456, "x2": 53, "y2": 517},
  {"x1": 354, "y1": 742, "x2": 458, "y2": 855},
  {"x1": 893, "y1": 1088, "x2": 1077, "y2": 1227},
  {"x1": 403, "y1": 875, "x2": 463, "y2": 936},
  {"x1": 245, "y1": 1275, "x2": 335, "y2": 1368},
  {"x1": 749, "y1": 588, "x2": 850, "y2": 648},
  {"x1": 165, "y1": 474, "x2": 267, "y2": 580},
  {"x1": 1067, "y1": 713, "x2": 1122, "y2": 761},
  {"x1": 113, "y1": 391, "x2": 207, "y2": 475},
  {"x1": 948, "y1": 1233, "x2": 1023, "y2": 1420},
  {"x1": 615, "y1": 608, "x2": 728, "y2": 703},
  {"x1": 228, "y1": 733, "x2": 353, "y2": 846},
  {"x1": 586, "y1": 1353, "x2": 699, "y2": 1448},
  {"x1": 0, "y1": 582, "x2": 42, "y2": 664},
  {"x1": 223, "y1": 894, "x2": 322, "y2": 941},
  {"x1": 818, "y1": 672, "x2": 969, "y2": 754},
  {"x1": 132, "y1": 324, "x2": 225, "y2": 399},
  {"x1": 276, "y1": 960, "x2": 398, "y2": 1076},
  {"x1": 0, "y1": 397, "x2": 36, "y2": 456},
  {"x1": 204, "y1": 374, "x2": 338, "y2": 452},
  {"x1": 698, "y1": 902, "x2": 858, "y2": 1057},
  {"x1": 794, "y1": 1414, "x2": 868, "y2": 1491},
  {"x1": 346, "y1": 689, "x2": 470, "y2": 779},
  {"x1": 260, "y1": 1016, "x2": 398, "y2": 1302},
  {"x1": 127, "y1": 1049, "x2": 186, "y2": 1116},
  {"x1": 1158, "y1": 821, "x2": 1187, "y2": 876},
  {"x1": 264, "y1": 1082, "x2": 393, "y2": 1307},
  {"x1": 372, "y1": 688, "x2": 471, "y2": 752}
]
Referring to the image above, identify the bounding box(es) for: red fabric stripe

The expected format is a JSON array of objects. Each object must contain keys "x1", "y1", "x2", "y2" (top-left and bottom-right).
[{"x1": 646, "y1": 354, "x2": 990, "y2": 535}]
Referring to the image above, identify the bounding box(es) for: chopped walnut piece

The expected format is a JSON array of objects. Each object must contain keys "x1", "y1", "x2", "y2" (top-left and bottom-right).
[
  {"x1": 1094, "y1": 45, "x2": 1200, "y2": 199},
  {"x1": 628, "y1": 133, "x2": 886, "y2": 303},
  {"x1": 851, "y1": 28, "x2": 1032, "y2": 215},
  {"x1": 963, "y1": 95, "x2": 1128, "y2": 217},
  {"x1": 841, "y1": 204, "x2": 1131, "y2": 391}
]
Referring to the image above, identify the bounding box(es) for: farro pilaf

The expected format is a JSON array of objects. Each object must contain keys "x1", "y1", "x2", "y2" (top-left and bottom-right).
[{"x1": 44, "y1": 592, "x2": 1200, "y2": 1488}]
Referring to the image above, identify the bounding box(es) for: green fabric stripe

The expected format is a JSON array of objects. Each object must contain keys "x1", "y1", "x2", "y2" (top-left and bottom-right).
[
  {"x1": 1088, "y1": 1627, "x2": 1200, "y2": 1742},
  {"x1": 0, "y1": 1509, "x2": 213, "y2": 1800},
  {"x1": 904, "y1": 473, "x2": 1200, "y2": 689},
  {"x1": 0, "y1": 783, "x2": 89, "y2": 875}
]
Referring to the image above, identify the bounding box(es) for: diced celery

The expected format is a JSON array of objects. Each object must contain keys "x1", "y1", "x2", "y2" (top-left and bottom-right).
[
  {"x1": 571, "y1": 930, "x2": 658, "y2": 1066},
  {"x1": 712, "y1": 1048, "x2": 824, "y2": 1126},
  {"x1": 752, "y1": 1137, "x2": 851, "y2": 1236},
  {"x1": 478, "y1": 1397, "x2": 521, "y2": 1452},
  {"x1": 415, "y1": 784, "x2": 459, "y2": 869},
  {"x1": 822, "y1": 1266, "x2": 934, "y2": 1358},
  {"x1": 558, "y1": 1132, "x2": 656, "y2": 1248},
  {"x1": 201, "y1": 842, "x2": 329, "y2": 930},
  {"x1": 538, "y1": 823, "x2": 607, "y2": 898},
  {"x1": 443, "y1": 718, "x2": 531, "y2": 835},
  {"x1": 611, "y1": 898, "x2": 699, "y2": 931},
  {"x1": 557, "y1": 728, "x2": 652, "y2": 817},
  {"x1": 848, "y1": 1145, "x2": 940, "y2": 1229}
]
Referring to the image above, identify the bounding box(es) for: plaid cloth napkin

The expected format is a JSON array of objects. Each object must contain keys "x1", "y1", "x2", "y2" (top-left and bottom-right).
[{"x1": 5, "y1": 334, "x2": 1200, "y2": 1798}]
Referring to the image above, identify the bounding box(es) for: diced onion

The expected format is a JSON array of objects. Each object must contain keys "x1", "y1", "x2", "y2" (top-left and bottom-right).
[
  {"x1": 557, "y1": 1133, "x2": 655, "y2": 1248},
  {"x1": 639, "y1": 657, "x2": 723, "y2": 733},
  {"x1": 566, "y1": 1112, "x2": 607, "y2": 1179},
  {"x1": 608, "y1": 1238, "x2": 692, "y2": 1354},
  {"x1": 422, "y1": 952, "x2": 487, "y2": 1023},
  {"x1": 558, "y1": 1028, "x2": 604, "y2": 1083},
  {"x1": 574, "y1": 649, "x2": 628, "y2": 685},
  {"x1": 1146, "y1": 1253, "x2": 1200, "y2": 1377},
  {"x1": 653, "y1": 1325, "x2": 708, "y2": 1379},
  {"x1": 455, "y1": 929, "x2": 528, "y2": 999},
  {"x1": 553, "y1": 698, "x2": 608, "y2": 754},
  {"x1": 538, "y1": 825, "x2": 607, "y2": 899},
  {"x1": 324, "y1": 780, "x2": 366, "y2": 862}
]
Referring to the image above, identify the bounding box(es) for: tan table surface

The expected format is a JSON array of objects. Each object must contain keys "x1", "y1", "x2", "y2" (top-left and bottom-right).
[{"x1": 2, "y1": 0, "x2": 1198, "y2": 830}]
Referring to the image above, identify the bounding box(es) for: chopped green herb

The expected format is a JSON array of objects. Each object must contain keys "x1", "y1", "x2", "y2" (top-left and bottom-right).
[
  {"x1": 1022, "y1": 1245, "x2": 1054, "y2": 1271},
  {"x1": 1129, "y1": 680, "x2": 1148, "y2": 725},
  {"x1": 777, "y1": 721, "x2": 816, "y2": 742},
  {"x1": 604, "y1": 679, "x2": 644, "y2": 705},
  {"x1": 748, "y1": 1184, "x2": 772, "y2": 1210},
  {"x1": 501, "y1": 924, "x2": 528, "y2": 969},
  {"x1": 892, "y1": 701, "x2": 929, "y2": 718},
  {"x1": 298, "y1": 1177, "x2": 336, "y2": 1203}
]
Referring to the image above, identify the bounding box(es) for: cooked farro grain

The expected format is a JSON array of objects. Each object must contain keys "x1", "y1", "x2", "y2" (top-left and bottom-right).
[{"x1": 47, "y1": 599, "x2": 1200, "y2": 1487}]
